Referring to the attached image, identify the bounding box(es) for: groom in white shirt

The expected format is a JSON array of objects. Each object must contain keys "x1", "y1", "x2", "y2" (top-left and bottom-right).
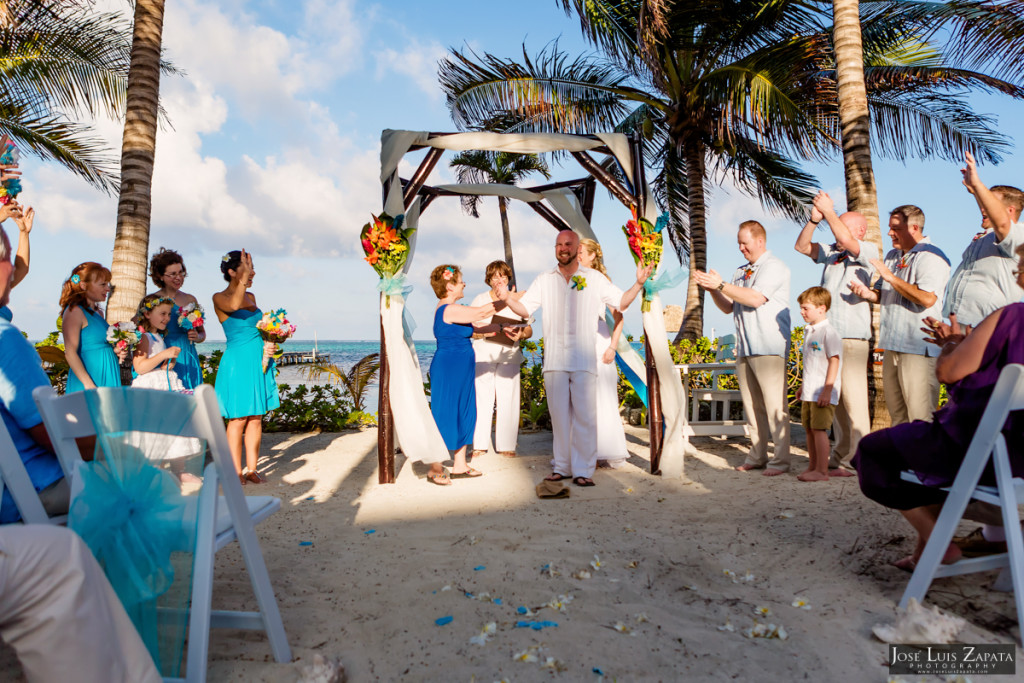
[{"x1": 503, "y1": 230, "x2": 651, "y2": 486}]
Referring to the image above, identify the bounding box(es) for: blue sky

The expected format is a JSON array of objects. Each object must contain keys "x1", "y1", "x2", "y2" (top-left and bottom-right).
[{"x1": 8, "y1": 0, "x2": 1024, "y2": 342}]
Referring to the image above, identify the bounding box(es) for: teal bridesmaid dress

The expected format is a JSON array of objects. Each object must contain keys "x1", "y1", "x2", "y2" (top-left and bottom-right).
[
  {"x1": 214, "y1": 308, "x2": 280, "y2": 418},
  {"x1": 65, "y1": 305, "x2": 122, "y2": 393},
  {"x1": 165, "y1": 304, "x2": 202, "y2": 389}
]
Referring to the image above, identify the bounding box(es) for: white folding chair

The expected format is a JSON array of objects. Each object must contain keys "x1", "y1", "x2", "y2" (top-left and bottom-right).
[
  {"x1": 900, "y1": 363, "x2": 1024, "y2": 644},
  {"x1": 33, "y1": 384, "x2": 291, "y2": 681},
  {"x1": 675, "y1": 334, "x2": 748, "y2": 438},
  {"x1": 0, "y1": 416, "x2": 67, "y2": 525}
]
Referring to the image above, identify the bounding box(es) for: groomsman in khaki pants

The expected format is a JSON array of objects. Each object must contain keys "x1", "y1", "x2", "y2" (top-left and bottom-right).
[
  {"x1": 696, "y1": 221, "x2": 792, "y2": 476},
  {"x1": 794, "y1": 191, "x2": 876, "y2": 475},
  {"x1": 849, "y1": 205, "x2": 950, "y2": 424}
]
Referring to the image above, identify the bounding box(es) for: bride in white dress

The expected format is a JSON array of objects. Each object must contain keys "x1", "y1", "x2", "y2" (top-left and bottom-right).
[{"x1": 578, "y1": 239, "x2": 629, "y2": 467}]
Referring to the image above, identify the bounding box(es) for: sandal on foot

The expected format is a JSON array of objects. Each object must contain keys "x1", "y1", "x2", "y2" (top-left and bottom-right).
[
  {"x1": 545, "y1": 473, "x2": 570, "y2": 482},
  {"x1": 573, "y1": 476, "x2": 596, "y2": 487},
  {"x1": 893, "y1": 555, "x2": 917, "y2": 572},
  {"x1": 470, "y1": 449, "x2": 487, "y2": 458},
  {"x1": 498, "y1": 451, "x2": 517, "y2": 458},
  {"x1": 244, "y1": 470, "x2": 267, "y2": 484},
  {"x1": 449, "y1": 468, "x2": 483, "y2": 479},
  {"x1": 427, "y1": 470, "x2": 451, "y2": 486}
]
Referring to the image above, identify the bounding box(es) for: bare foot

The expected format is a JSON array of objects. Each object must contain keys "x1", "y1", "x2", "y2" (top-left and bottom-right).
[
  {"x1": 894, "y1": 543, "x2": 962, "y2": 572},
  {"x1": 735, "y1": 464, "x2": 761, "y2": 472},
  {"x1": 828, "y1": 467, "x2": 856, "y2": 478},
  {"x1": 797, "y1": 471, "x2": 829, "y2": 482},
  {"x1": 762, "y1": 468, "x2": 786, "y2": 477}
]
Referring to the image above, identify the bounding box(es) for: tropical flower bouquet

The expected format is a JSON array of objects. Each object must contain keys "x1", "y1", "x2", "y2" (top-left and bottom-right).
[
  {"x1": 0, "y1": 138, "x2": 22, "y2": 205},
  {"x1": 106, "y1": 322, "x2": 141, "y2": 351},
  {"x1": 176, "y1": 302, "x2": 205, "y2": 333},
  {"x1": 622, "y1": 207, "x2": 668, "y2": 312},
  {"x1": 256, "y1": 308, "x2": 296, "y2": 373},
  {"x1": 360, "y1": 212, "x2": 415, "y2": 307}
]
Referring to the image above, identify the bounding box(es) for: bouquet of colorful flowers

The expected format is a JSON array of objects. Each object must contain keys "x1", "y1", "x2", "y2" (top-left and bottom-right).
[
  {"x1": 0, "y1": 138, "x2": 22, "y2": 205},
  {"x1": 622, "y1": 207, "x2": 668, "y2": 312},
  {"x1": 360, "y1": 212, "x2": 415, "y2": 307},
  {"x1": 256, "y1": 308, "x2": 296, "y2": 373},
  {"x1": 176, "y1": 302, "x2": 205, "y2": 332},
  {"x1": 106, "y1": 321, "x2": 141, "y2": 352}
]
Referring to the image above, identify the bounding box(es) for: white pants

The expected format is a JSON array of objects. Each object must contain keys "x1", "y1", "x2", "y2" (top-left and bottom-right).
[
  {"x1": 736, "y1": 355, "x2": 792, "y2": 471},
  {"x1": 545, "y1": 370, "x2": 598, "y2": 478},
  {"x1": 0, "y1": 525, "x2": 161, "y2": 683},
  {"x1": 829, "y1": 339, "x2": 871, "y2": 469},
  {"x1": 473, "y1": 360, "x2": 521, "y2": 453},
  {"x1": 883, "y1": 351, "x2": 939, "y2": 426}
]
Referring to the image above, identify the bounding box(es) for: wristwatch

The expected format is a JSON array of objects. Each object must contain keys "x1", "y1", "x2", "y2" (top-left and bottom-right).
[{"x1": 716, "y1": 282, "x2": 726, "y2": 291}]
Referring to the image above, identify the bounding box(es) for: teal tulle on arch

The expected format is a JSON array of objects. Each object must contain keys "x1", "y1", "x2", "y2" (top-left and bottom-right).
[{"x1": 68, "y1": 387, "x2": 205, "y2": 677}]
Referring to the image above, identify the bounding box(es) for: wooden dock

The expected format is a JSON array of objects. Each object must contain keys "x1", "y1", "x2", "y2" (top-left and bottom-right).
[{"x1": 277, "y1": 350, "x2": 331, "y2": 366}]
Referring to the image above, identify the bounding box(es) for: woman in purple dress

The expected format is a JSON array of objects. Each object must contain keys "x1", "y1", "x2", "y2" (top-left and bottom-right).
[{"x1": 853, "y1": 245, "x2": 1024, "y2": 570}]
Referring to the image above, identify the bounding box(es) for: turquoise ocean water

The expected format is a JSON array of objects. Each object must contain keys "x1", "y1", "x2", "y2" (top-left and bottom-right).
[{"x1": 195, "y1": 339, "x2": 645, "y2": 413}]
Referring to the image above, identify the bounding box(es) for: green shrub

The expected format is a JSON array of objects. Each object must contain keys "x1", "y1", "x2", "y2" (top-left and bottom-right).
[{"x1": 264, "y1": 383, "x2": 357, "y2": 432}]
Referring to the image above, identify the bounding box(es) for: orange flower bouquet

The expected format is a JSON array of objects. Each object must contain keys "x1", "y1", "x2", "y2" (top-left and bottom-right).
[
  {"x1": 622, "y1": 207, "x2": 668, "y2": 312},
  {"x1": 361, "y1": 212, "x2": 415, "y2": 307}
]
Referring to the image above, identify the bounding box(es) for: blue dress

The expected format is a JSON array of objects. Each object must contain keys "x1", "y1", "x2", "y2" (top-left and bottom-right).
[
  {"x1": 429, "y1": 304, "x2": 475, "y2": 451},
  {"x1": 214, "y1": 308, "x2": 280, "y2": 419},
  {"x1": 166, "y1": 304, "x2": 202, "y2": 389},
  {"x1": 65, "y1": 305, "x2": 122, "y2": 393}
]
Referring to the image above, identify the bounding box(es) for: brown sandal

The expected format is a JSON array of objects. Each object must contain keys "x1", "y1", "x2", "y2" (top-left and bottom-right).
[{"x1": 244, "y1": 470, "x2": 267, "y2": 484}]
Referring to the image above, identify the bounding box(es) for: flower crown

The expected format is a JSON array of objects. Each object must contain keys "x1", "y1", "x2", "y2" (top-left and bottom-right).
[{"x1": 140, "y1": 296, "x2": 175, "y2": 313}]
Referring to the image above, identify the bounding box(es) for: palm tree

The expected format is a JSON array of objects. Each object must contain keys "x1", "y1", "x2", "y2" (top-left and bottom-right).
[
  {"x1": 448, "y1": 151, "x2": 551, "y2": 289},
  {"x1": 305, "y1": 353, "x2": 381, "y2": 413},
  {"x1": 439, "y1": 0, "x2": 1024, "y2": 340},
  {"x1": 107, "y1": 0, "x2": 165, "y2": 323},
  {"x1": 0, "y1": 0, "x2": 132, "y2": 192}
]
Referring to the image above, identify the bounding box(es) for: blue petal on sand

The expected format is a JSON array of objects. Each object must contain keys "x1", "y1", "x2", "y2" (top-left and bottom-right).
[
  {"x1": 517, "y1": 606, "x2": 529, "y2": 614},
  {"x1": 593, "y1": 668, "x2": 605, "y2": 675},
  {"x1": 494, "y1": 598, "x2": 502, "y2": 605},
  {"x1": 474, "y1": 565, "x2": 485, "y2": 571},
  {"x1": 299, "y1": 541, "x2": 313, "y2": 546},
  {"x1": 435, "y1": 616, "x2": 453, "y2": 626},
  {"x1": 365, "y1": 529, "x2": 376, "y2": 535},
  {"x1": 305, "y1": 496, "x2": 315, "y2": 501},
  {"x1": 514, "y1": 620, "x2": 558, "y2": 630}
]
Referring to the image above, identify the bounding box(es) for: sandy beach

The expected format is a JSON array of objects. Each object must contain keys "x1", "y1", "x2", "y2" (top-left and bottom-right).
[
  {"x1": 194, "y1": 423, "x2": 1020, "y2": 682},
  {"x1": 2, "y1": 423, "x2": 1020, "y2": 682}
]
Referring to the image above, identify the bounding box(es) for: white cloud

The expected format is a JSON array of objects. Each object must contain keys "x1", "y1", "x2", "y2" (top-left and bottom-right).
[{"x1": 373, "y1": 39, "x2": 448, "y2": 101}]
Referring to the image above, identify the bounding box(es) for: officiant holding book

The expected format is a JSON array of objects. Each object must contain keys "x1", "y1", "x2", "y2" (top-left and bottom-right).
[{"x1": 470, "y1": 260, "x2": 533, "y2": 459}]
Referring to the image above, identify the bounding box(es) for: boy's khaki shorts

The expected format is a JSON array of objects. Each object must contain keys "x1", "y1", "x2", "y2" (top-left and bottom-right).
[{"x1": 801, "y1": 401, "x2": 836, "y2": 432}]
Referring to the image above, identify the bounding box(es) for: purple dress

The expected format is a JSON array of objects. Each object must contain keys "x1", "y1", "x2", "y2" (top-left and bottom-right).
[{"x1": 854, "y1": 302, "x2": 1024, "y2": 510}]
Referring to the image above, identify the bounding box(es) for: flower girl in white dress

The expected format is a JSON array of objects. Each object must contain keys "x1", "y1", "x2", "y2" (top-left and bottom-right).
[{"x1": 130, "y1": 295, "x2": 202, "y2": 475}]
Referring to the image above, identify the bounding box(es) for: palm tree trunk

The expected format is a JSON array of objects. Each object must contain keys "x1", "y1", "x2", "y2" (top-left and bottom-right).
[
  {"x1": 832, "y1": 0, "x2": 888, "y2": 428},
  {"x1": 107, "y1": 0, "x2": 165, "y2": 323},
  {"x1": 679, "y1": 140, "x2": 706, "y2": 341},
  {"x1": 497, "y1": 195, "x2": 517, "y2": 289}
]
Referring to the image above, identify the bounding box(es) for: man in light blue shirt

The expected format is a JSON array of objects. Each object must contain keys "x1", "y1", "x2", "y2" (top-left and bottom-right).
[
  {"x1": 849, "y1": 205, "x2": 950, "y2": 425},
  {"x1": 943, "y1": 151, "x2": 1024, "y2": 327},
  {"x1": 0, "y1": 225, "x2": 67, "y2": 523},
  {"x1": 794, "y1": 191, "x2": 876, "y2": 474},
  {"x1": 696, "y1": 220, "x2": 791, "y2": 476}
]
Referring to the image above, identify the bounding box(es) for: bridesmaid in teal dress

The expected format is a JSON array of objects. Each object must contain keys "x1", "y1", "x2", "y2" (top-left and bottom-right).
[
  {"x1": 425, "y1": 264, "x2": 508, "y2": 486},
  {"x1": 149, "y1": 248, "x2": 205, "y2": 389},
  {"x1": 213, "y1": 250, "x2": 279, "y2": 485},
  {"x1": 61, "y1": 262, "x2": 127, "y2": 392}
]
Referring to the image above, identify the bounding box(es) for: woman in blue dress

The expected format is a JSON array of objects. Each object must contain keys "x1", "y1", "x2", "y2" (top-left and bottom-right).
[
  {"x1": 213, "y1": 250, "x2": 279, "y2": 485},
  {"x1": 426, "y1": 264, "x2": 510, "y2": 485},
  {"x1": 61, "y1": 261, "x2": 127, "y2": 392},
  {"x1": 150, "y1": 248, "x2": 205, "y2": 389}
]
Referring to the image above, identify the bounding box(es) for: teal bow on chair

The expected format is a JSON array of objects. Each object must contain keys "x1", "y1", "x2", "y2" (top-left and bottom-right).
[{"x1": 69, "y1": 388, "x2": 205, "y2": 678}]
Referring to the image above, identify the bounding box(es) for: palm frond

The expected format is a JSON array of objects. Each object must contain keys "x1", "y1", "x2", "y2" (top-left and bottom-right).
[
  {"x1": 0, "y1": 103, "x2": 118, "y2": 193},
  {"x1": 440, "y1": 43, "x2": 662, "y2": 135},
  {"x1": 712, "y1": 138, "x2": 818, "y2": 222}
]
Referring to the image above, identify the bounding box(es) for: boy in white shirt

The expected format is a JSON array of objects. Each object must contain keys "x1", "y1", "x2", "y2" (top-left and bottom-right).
[{"x1": 797, "y1": 287, "x2": 842, "y2": 482}]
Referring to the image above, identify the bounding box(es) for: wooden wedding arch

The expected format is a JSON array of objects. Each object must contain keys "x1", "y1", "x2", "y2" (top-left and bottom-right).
[{"x1": 375, "y1": 130, "x2": 686, "y2": 483}]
